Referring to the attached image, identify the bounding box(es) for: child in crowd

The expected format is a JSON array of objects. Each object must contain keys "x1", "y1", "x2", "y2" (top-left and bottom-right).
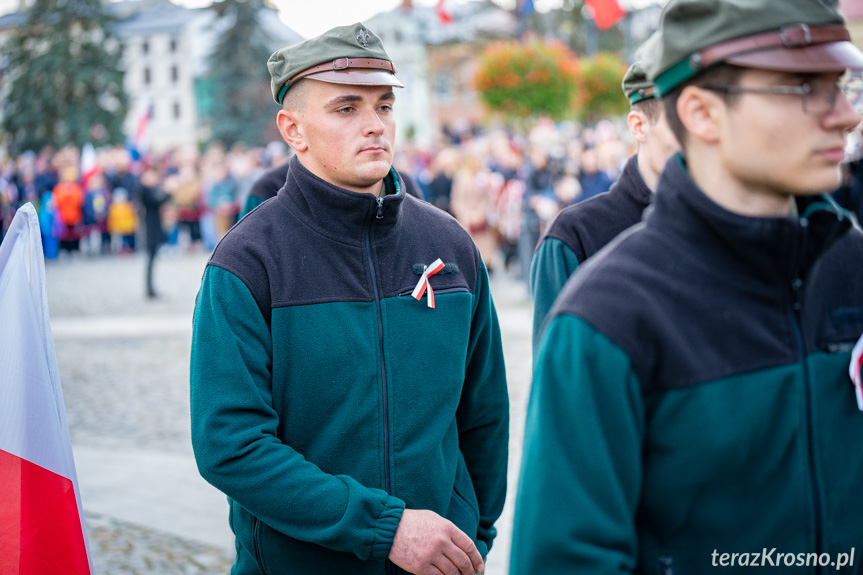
[{"x1": 107, "y1": 187, "x2": 137, "y2": 253}]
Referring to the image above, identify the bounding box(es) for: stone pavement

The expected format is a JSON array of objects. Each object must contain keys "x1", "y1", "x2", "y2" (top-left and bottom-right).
[{"x1": 46, "y1": 247, "x2": 533, "y2": 575}]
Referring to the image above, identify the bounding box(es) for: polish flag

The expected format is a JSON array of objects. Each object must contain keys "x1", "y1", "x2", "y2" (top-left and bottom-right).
[
  {"x1": 80, "y1": 143, "x2": 98, "y2": 189},
  {"x1": 0, "y1": 204, "x2": 92, "y2": 575},
  {"x1": 134, "y1": 99, "x2": 152, "y2": 154},
  {"x1": 584, "y1": 0, "x2": 627, "y2": 30},
  {"x1": 436, "y1": 0, "x2": 453, "y2": 24}
]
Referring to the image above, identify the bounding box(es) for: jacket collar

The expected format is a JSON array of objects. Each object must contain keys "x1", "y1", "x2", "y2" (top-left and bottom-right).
[
  {"x1": 280, "y1": 156, "x2": 406, "y2": 244},
  {"x1": 610, "y1": 155, "x2": 652, "y2": 209},
  {"x1": 651, "y1": 154, "x2": 852, "y2": 285}
]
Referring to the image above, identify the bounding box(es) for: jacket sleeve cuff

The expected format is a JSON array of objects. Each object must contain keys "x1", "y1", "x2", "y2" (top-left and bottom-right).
[{"x1": 370, "y1": 497, "x2": 406, "y2": 558}]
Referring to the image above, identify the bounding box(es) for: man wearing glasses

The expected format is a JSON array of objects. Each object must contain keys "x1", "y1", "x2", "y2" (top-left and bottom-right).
[{"x1": 512, "y1": 0, "x2": 863, "y2": 572}]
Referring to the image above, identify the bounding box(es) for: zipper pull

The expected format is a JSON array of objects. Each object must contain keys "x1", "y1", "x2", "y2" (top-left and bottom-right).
[
  {"x1": 791, "y1": 277, "x2": 803, "y2": 311},
  {"x1": 658, "y1": 554, "x2": 674, "y2": 575},
  {"x1": 376, "y1": 196, "x2": 384, "y2": 219}
]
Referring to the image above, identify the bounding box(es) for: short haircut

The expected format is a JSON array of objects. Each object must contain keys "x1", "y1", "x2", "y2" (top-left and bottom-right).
[
  {"x1": 282, "y1": 78, "x2": 313, "y2": 114},
  {"x1": 662, "y1": 64, "x2": 746, "y2": 150},
  {"x1": 632, "y1": 97, "x2": 663, "y2": 124}
]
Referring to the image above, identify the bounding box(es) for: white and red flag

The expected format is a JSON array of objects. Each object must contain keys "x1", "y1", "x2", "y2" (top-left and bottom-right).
[
  {"x1": 0, "y1": 204, "x2": 92, "y2": 574},
  {"x1": 134, "y1": 99, "x2": 152, "y2": 154},
  {"x1": 79, "y1": 143, "x2": 98, "y2": 189}
]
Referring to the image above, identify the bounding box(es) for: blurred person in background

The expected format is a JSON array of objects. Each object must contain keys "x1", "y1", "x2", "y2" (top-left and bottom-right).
[
  {"x1": 140, "y1": 165, "x2": 169, "y2": 299},
  {"x1": 81, "y1": 171, "x2": 112, "y2": 255},
  {"x1": 520, "y1": 146, "x2": 558, "y2": 284},
  {"x1": 107, "y1": 187, "x2": 137, "y2": 254},
  {"x1": 576, "y1": 146, "x2": 614, "y2": 202},
  {"x1": 426, "y1": 146, "x2": 458, "y2": 213},
  {"x1": 53, "y1": 165, "x2": 85, "y2": 254},
  {"x1": 164, "y1": 148, "x2": 204, "y2": 251},
  {"x1": 206, "y1": 161, "x2": 238, "y2": 242},
  {"x1": 450, "y1": 149, "x2": 503, "y2": 272}
]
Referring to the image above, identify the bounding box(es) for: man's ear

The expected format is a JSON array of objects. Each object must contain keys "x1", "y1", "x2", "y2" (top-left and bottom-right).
[
  {"x1": 677, "y1": 86, "x2": 722, "y2": 145},
  {"x1": 626, "y1": 109, "x2": 649, "y2": 145},
  {"x1": 277, "y1": 109, "x2": 308, "y2": 153}
]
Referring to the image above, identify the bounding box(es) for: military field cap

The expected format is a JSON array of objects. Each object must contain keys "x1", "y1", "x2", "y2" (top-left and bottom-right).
[
  {"x1": 268, "y1": 22, "x2": 403, "y2": 105},
  {"x1": 648, "y1": 0, "x2": 863, "y2": 96},
  {"x1": 622, "y1": 62, "x2": 654, "y2": 105},
  {"x1": 623, "y1": 33, "x2": 661, "y2": 105}
]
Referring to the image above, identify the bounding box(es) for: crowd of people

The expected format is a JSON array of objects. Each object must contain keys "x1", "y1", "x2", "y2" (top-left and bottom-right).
[
  {"x1": 0, "y1": 118, "x2": 638, "y2": 292},
  {"x1": 3, "y1": 115, "x2": 860, "y2": 301}
]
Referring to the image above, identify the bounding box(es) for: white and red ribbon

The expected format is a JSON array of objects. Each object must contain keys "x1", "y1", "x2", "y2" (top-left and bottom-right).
[
  {"x1": 850, "y1": 333, "x2": 863, "y2": 412},
  {"x1": 412, "y1": 258, "x2": 445, "y2": 308}
]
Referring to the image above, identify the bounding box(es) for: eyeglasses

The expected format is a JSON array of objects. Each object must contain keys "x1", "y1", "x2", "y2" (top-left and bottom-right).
[{"x1": 702, "y1": 77, "x2": 863, "y2": 117}]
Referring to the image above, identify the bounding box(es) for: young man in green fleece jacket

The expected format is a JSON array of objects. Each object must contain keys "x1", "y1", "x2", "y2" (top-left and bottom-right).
[
  {"x1": 529, "y1": 34, "x2": 678, "y2": 347},
  {"x1": 513, "y1": 0, "x2": 863, "y2": 573},
  {"x1": 190, "y1": 23, "x2": 509, "y2": 575}
]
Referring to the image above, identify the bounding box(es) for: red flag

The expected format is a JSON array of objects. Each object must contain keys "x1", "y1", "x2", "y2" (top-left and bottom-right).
[
  {"x1": 436, "y1": 0, "x2": 453, "y2": 24},
  {"x1": 0, "y1": 204, "x2": 92, "y2": 575},
  {"x1": 584, "y1": 0, "x2": 627, "y2": 30}
]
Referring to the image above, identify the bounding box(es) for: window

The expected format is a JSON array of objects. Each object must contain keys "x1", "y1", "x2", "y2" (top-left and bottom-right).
[
  {"x1": 170, "y1": 37, "x2": 177, "y2": 52},
  {"x1": 173, "y1": 102, "x2": 181, "y2": 119},
  {"x1": 144, "y1": 67, "x2": 151, "y2": 84},
  {"x1": 142, "y1": 40, "x2": 149, "y2": 55},
  {"x1": 171, "y1": 65, "x2": 179, "y2": 82}
]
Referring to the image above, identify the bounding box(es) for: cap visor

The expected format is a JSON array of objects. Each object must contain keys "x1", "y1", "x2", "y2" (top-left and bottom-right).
[
  {"x1": 306, "y1": 69, "x2": 404, "y2": 88},
  {"x1": 726, "y1": 41, "x2": 863, "y2": 73}
]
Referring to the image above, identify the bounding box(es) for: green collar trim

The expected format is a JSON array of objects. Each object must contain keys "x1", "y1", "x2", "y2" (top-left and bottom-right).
[
  {"x1": 801, "y1": 193, "x2": 851, "y2": 220},
  {"x1": 382, "y1": 168, "x2": 401, "y2": 198}
]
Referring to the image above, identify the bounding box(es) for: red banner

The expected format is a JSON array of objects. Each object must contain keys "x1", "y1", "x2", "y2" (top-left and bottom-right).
[{"x1": 585, "y1": 0, "x2": 627, "y2": 30}]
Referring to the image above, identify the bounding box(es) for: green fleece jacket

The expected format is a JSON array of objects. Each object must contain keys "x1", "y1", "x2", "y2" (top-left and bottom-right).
[
  {"x1": 513, "y1": 156, "x2": 863, "y2": 574},
  {"x1": 191, "y1": 158, "x2": 509, "y2": 575}
]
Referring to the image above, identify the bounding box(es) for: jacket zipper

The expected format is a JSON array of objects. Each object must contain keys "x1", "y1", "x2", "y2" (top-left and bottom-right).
[
  {"x1": 253, "y1": 516, "x2": 268, "y2": 575},
  {"x1": 366, "y1": 198, "x2": 390, "y2": 494},
  {"x1": 368, "y1": 198, "x2": 395, "y2": 575},
  {"x1": 789, "y1": 218, "x2": 823, "y2": 574}
]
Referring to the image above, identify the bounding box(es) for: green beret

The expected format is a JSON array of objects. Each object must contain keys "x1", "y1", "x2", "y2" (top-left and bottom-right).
[
  {"x1": 268, "y1": 22, "x2": 403, "y2": 105},
  {"x1": 648, "y1": 0, "x2": 863, "y2": 96}
]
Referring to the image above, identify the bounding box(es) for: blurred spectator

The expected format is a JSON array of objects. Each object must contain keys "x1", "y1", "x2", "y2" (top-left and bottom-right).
[
  {"x1": 427, "y1": 147, "x2": 459, "y2": 213},
  {"x1": 33, "y1": 149, "x2": 58, "y2": 198},
  {"x1": 450, "y1": 151, "x2": 503, "y2": 272},
  {"x1": 38, "y1": 188, "x2": 61, "y2": 259},
  {"x1": 520, "y1": 147, "x2": 558, "y2": 283},
  {"x1": 107, "y1": 188, "x2": 138, "y2": 253},
  {"x1": 577, "y1": 147, "x2": 614, "y2": 202},
  {"x1": 140, "y1": 166, "x2": 169, "y2": 299},
  {"x1": 53, "y1": 165, "x2": 85, "y2": 253},
  {"x1": 206, "y1": 162, "x2": 239, "y2": 242},
  {"x1": 82, "y1": 171, "x2": 112, "y2": 255},
  {"x1": 164, "y1": 148, "x2": 204, "y2": 251}
]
